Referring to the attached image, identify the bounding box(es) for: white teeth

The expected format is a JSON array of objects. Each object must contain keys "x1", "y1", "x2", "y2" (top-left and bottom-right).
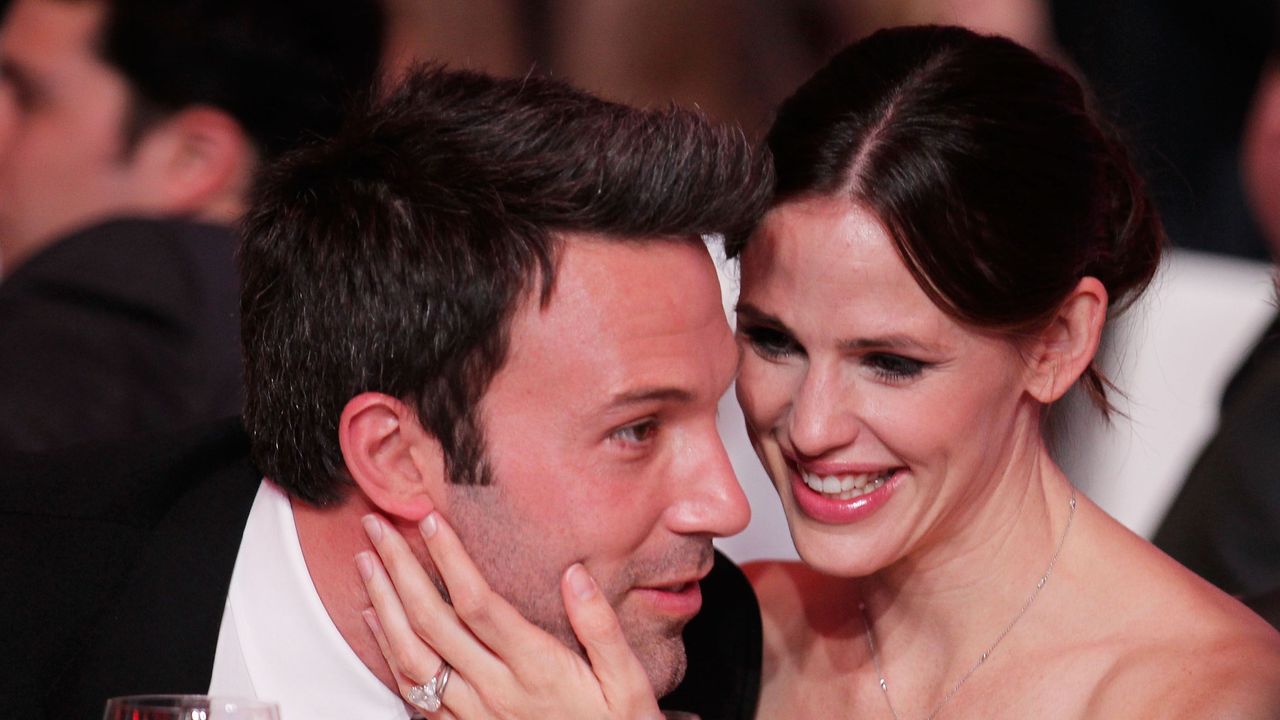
[{"x1": 802, "y1": 469, "x2": 895, "y2": 498}]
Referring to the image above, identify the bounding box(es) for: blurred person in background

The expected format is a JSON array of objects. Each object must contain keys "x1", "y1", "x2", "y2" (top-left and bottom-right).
[
  {"x1": 0, "y1": 0, "x2": 384, "y2": 452},
  {"x1": 1155, "y1": 26, "x2": 1280, "y2": 613}
]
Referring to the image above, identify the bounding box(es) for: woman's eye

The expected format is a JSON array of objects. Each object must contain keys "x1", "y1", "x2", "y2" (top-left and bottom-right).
[
  {"x1": 740, "y1": 325, "x2": 799, "y2": 359},
  {"x1": 612, "y1": 419, "x2": 658, "y2": 445},
  {"x1": 866, "y1": 353, "x2": 926, "y2": 382}
]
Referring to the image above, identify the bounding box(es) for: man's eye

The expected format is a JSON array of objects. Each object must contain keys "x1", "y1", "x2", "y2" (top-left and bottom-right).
[
  {"x1": 612, "y1": 419, "x2": 658, "y2": 444},
  {"x1": 866, "y1": 353, "x2": 926, "y2": 382},
  {"x1": 740, "y1": 324, "x2": 799, "y2": 360}
]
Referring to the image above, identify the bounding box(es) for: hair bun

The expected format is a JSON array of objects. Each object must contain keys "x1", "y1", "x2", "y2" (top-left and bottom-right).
[{"x1": 1087, "y1": 123, "x2": 1166, "y2": 316}]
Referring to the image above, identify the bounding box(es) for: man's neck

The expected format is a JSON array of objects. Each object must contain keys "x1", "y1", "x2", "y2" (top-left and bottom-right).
[{"x1": 290, "y1": 493, "x2": 399, "y2": 692}]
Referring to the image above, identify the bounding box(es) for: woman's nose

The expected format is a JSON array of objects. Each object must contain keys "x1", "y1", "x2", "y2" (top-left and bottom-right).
[{"x1": 788, "y1": 366, "x2": 859, "y2": 459}]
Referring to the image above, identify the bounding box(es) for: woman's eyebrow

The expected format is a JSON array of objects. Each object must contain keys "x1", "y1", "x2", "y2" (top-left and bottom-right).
[{"x1": 838, "y1": 335, "x2": 934, "y2": 353}]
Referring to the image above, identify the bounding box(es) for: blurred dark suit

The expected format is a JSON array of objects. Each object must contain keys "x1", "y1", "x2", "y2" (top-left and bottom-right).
[
  {"x1": 0, "y1": 419, "x2": 256, "y2": 719},
  {"x1": 0, "y1": 218, "x2": 242, "y2": 453},
  {"x1": 1155, "y1": 314, "x2": 1280, "y2": 597}
]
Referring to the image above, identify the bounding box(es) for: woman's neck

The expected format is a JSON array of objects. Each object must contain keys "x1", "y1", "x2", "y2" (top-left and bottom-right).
[{"x1": 857, "y1": 440, "x2": 1078, "y2": 682}]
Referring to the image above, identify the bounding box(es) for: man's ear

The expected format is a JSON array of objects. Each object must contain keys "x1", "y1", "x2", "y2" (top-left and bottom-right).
[
  {"x1": 339, "y1": 392, "x2": 445, "y2": 522},
  {"x1": 1024, "y1": 277, "x2": 1108, "y2": 404},
  {"x1": 1244, "y1": 64, "x2": 1280, "y2": 253},
  {"x1": 128, "y1": 106, "x2": 254, "y2": 219}
]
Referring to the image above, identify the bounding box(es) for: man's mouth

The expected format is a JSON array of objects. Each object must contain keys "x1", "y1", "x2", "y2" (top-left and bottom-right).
[
  {"x1": 633, "y1": 567, "x2": 711, "y2": 616},
  {"x1": 799, "y1": 468, "x2": 899, "y2": 500},
  {"x1": 646, "y1": 579, "x2": 697, "y2": 594}
]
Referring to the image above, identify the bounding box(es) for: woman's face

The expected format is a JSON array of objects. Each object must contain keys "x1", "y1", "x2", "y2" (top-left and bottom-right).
[{"x1": 735, "y1": 195, "x2": 1041, "y2": 577}]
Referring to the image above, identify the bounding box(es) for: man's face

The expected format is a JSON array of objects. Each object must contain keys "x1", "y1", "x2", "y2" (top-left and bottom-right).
[
  {"x1": 0, "y1": 0, "x2": 153, "y2": 271},
  {"x1": 443, "y1": 236, "x2": 750, "y2": 696}
]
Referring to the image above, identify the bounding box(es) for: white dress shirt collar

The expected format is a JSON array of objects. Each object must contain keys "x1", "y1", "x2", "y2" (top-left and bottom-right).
[{"x1": 209, "y1": 479, "x2": 413, "y2": 720}]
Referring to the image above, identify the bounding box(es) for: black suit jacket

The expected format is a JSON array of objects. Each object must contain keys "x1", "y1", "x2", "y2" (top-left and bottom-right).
[
  {"x1": 0, "y1": 218, "x2": 242, "y2": 454},
  {"x1": 1154, "y1": 314, "x2": 1280, "y2": 597},
  {"x1": 1, "y1": 419, "x2": 761, "y2": 719}
]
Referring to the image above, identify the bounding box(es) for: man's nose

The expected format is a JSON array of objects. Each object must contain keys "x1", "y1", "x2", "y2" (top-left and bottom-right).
[{"x1": 665, "y1": 424, "x2": 751, "y2": 538}]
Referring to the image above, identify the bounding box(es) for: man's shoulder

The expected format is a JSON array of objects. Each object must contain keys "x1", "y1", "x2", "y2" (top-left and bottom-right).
[
  {"x1": 0, "y1": 218, "x2": 243, "y2": 452},
  {"x1": 0, "y1": 416, "x2": 255, "y2": 524},
  {"x1": 0, "y1": 217, "x2": 237, "y2": 311},
  {"x1": 0, "y1": 418, "x2": 262, "y2": 718},
  {"x1": 703, "y1": 549, "x2": 759, "y2": 611}
]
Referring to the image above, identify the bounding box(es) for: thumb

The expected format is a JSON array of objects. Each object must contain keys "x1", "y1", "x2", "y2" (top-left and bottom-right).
[{"x1": 561, "y1": 563, "x2": 662, "y2": 717}]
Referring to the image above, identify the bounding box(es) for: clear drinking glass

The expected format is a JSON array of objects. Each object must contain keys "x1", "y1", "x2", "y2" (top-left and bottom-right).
[{"x1": 103, "y1": 695, "x2": 279, "y2": 720}]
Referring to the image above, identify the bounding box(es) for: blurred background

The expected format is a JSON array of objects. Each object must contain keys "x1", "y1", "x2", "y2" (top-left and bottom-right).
[{"x1": 388, "y1": 0, "x2": 1277, "y2": 259}]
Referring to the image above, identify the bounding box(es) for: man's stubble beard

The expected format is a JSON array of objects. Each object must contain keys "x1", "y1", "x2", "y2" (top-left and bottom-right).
[{"x1": 443, "y1": 482, "x2": 709, "y2": 696}]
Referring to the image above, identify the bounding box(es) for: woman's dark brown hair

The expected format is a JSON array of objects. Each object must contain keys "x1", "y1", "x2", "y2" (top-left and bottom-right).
[{"x1": 727, "y1": 25, "x2": 1164, "y2": 415}]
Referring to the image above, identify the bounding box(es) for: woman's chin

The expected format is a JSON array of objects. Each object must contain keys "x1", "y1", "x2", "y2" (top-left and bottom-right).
[
  {"x1": 792, "y1": 541, "x2": 886, "y2": 579},
  {"x1": 783, "y1": 512, "x2": 897, "y2": 579}
]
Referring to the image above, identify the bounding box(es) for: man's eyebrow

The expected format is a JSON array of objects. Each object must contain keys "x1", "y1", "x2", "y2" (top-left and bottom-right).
[
  {"x1": 734, "y1": 302, "x2": 785, "y2": 327},
  {"x1": 605, "y1": 387, "x2": 695, "y2": 409}
]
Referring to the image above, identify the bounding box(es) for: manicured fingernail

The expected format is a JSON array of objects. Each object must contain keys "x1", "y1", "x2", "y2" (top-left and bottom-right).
[
  {"x1": 355, "y1": 551, "x2": 374, "y2": 582},
  {"x1": 420, "y1": 512, "x2": 438, "y2": 538},
  {"x1": 361, "y1": 514, "x2": 382, "y2": 542},
  {"x1": 567, "y1": 563, "x2": 597, "y2": 600},
  {"x1": 361, "y1": 607, "x2": 381, "y2": 635}
]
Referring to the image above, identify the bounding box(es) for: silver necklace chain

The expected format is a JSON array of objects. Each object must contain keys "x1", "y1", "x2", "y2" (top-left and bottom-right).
[{"x1": 858, "y1": 487, "x2": 1078, "y2": 720}]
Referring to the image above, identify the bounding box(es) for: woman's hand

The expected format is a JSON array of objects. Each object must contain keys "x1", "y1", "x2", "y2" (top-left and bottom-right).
[{"x1": 355, "y1": 511, "x2": 664, "y2": 719}]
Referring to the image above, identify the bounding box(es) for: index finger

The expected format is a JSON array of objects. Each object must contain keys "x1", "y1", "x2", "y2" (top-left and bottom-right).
[
  {"x1": 360, "y1": 514, "x2": 504, "y2": 683},
  {"x1": 561, "y1": 564, "x2": 661, "y2": 716},
  {"x1": 419, "y1": 511, "x2": 562, "y2": 671}
]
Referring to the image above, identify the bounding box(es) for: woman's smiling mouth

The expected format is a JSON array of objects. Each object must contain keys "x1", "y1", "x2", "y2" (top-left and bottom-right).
[{"x1": 786, "y1": 458, "x2": 906, "y2": 524}]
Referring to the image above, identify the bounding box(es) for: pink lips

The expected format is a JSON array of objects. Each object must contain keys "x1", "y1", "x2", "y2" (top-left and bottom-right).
[
  {"x1": 634, "y1": 581, "x2": 704, "y2": 617},
  {"x1": 790, "y1": 463, "x2": 902, "y2": 524}
]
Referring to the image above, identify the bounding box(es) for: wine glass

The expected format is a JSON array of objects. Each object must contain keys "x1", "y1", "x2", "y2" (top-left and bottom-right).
[{"x1": 103, "y1": 695, "x2": 279, "y2": 720}]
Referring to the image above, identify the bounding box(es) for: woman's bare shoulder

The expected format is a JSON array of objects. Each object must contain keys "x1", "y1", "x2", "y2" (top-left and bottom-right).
[
  {"x1": 1085, "y1": 628, "x2": 1280, "y2": 719},
  {"x1": 1078, "y1": 558, "x2": 1280, "y2": 719},
  {"x1": 744, "y1": 560, "x2": 860, "y2": 690},
  {"x1": 744, "y1": 560, "x2": 858, "y2": 643},
  {"x1": 745, "y1": 560, "x2": 856, "y2": 612},
  {"x1": 1064, "y1": 513, "x2": 1280, "y2": 716},
  {"x1": 742, "y1": 559, "x2": 823, "y2": 593}
]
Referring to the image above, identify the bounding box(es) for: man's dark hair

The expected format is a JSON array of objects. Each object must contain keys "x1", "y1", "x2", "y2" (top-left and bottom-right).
[
  {"x1": 88, "y1": 0, "x2": 384, "y2": 162},
  {"x1": 240, "y1": 66, "x2": 773, "y2": 506}
]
